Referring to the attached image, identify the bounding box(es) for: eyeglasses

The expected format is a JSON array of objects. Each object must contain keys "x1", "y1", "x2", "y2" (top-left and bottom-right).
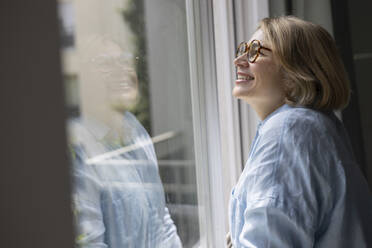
[{"x1": 236, "y1": 39, "x2": 272, "y2": 63}]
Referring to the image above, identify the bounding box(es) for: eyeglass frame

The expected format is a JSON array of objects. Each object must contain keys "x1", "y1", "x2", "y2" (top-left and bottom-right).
[{"x1": 235, "y1": 39, "x2": 272, "y2": 63}]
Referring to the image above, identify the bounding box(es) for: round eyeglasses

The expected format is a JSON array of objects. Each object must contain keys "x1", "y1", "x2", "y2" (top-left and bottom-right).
[{"x1": 236, "y1": 39, "x2": 272, "y2": 63}]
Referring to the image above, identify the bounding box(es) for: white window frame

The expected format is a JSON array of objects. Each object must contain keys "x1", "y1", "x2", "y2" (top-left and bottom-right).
[
  {"x1": 186, "y1": 0, "x2": 269, "y2": 247},
  {"x1": 186, "y1": 0, "x2": 234, "y2": 246},
  {"x1": 186, "y1": 1, "x2": 222, "y2": 246}
]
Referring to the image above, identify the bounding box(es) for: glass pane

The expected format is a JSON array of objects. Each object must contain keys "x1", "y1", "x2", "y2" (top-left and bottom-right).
[{"x1": 58, "y1": 0, "x2": 199, "y2": 247}]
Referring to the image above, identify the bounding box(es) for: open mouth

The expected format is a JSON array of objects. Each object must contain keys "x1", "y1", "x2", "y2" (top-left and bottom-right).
[
  {"x1": 237, "y1": 71, "x2": 255, "y2": 81},
  {"x1": 107, "y1": 80, "x2": 137, "y2": 92},
  {"x1": 237, "y1": 75, "x2": 254, "y2": 80}
]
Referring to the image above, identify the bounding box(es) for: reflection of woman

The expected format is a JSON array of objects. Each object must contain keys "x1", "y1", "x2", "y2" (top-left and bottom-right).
[
  {"x1": 228, "y1": 16, "x2": 372, "y2": 247},
  {"x1": 69, "y1": 36, "x2": 182, "y2": 248}
]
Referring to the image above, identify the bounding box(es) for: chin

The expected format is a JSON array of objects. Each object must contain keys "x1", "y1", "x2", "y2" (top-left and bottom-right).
[
  {"x1": 109, "y1": 102, "x2": 136, "y2": 112},
  {"x1": 232, "y1": 87, "x2": 253, "y2": 100},
  {"x1": 108, "y1": 96, "x2": 138, "y2": 112}
]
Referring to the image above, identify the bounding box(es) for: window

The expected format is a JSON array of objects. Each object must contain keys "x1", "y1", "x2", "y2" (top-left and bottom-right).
[{"x1": 59, "y1": 0, "x2": 200, "y2": 246}]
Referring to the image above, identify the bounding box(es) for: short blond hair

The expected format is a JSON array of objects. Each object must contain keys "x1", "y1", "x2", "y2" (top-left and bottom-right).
[{"x1": 259, "y1": 16, "x2": 350, "y2": 111}]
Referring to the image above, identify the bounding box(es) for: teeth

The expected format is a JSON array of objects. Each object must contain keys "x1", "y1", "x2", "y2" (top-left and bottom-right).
[{"x1": 238, "y1": 75, "x2": 254, "y2": 80}]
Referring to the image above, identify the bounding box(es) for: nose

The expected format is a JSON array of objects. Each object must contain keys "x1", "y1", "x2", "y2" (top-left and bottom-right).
[{"x1": 234, "y1": 54, "x2": 249, "y2": 68}]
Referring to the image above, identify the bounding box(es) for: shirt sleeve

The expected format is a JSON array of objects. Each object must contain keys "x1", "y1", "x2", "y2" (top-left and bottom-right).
[
  {"x1": 161, "y1": 207, "x2": 183, "y2": 248},
  {"x1": 72, "y1": 149, "x2": 107, "y2": 248},
  {"x1": 239, "y1": 206, "x2": 314, "y2": 247},
  {"x1": 236, "y1": 117, "x2": 332, "y2": 248},
  {"x1": 74, "y1": 198, "x2": 107, "y2": 248}
]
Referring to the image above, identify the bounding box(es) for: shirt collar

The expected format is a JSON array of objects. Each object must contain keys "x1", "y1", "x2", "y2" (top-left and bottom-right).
[
  {"x1": 258, "y1": 103, "x2": 291, "y2": 130},
  {"x1": 82, "y1": 117, "x2": 111, "y2": 141}
]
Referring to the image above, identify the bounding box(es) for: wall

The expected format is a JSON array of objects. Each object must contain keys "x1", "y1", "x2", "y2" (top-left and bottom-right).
[
  {"x1": 348, "y1": 0, "x2": 372, "y2": 189},
  {"x1": 0, "y1": 0, "x2": 74, "y2": 247}
]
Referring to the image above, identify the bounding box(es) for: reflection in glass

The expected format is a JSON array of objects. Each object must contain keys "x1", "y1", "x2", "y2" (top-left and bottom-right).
[
  {"x1": 59, "y1": 0, "x2": 200, "y2": 247},
  {"x1": 68, "y1": 36, "x2": 182, "y2": 247}
]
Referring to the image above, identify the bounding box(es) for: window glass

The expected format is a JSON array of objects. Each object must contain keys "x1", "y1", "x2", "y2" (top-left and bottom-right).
[{"x1": 58, "y1": 0, "x2": 199, "y2": 247}]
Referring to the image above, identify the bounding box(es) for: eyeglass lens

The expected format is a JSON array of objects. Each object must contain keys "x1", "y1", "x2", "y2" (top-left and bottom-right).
[
  {"x1": 236, "y1": 40, "x2": 260, "y2": 62},
  {"x1": 248, "y1": 41, "x2": 260, "y2": 62},
  {"x1": 237, "y1": 43, "x2": 247, "y2": 57}
]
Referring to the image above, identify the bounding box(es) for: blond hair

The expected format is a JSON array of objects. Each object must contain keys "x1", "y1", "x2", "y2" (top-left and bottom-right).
[{"x1": 259, "y1": 16, "x2": 350, "y2": 111}]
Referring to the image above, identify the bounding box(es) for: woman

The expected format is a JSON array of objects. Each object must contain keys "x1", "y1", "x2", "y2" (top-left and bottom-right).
[
  {"x1": 69, "y1": 36, "x2": 182, "y2": 248},
  {"x1": 229, "y1": 16, "x2": 372, "y2": 247}
]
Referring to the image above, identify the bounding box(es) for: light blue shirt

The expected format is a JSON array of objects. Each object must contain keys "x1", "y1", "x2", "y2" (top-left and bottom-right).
[
  {"x1": 229, "y1": 104, "x2": 372, "y2": 247},
  {"x1": 69, "y1": 112, "x2": 182, "y2": 248}
]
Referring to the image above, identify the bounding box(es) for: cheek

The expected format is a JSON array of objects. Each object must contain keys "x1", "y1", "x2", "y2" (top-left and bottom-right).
[
  {"x1": 260, "y1": 62, "x2": 281, "y2": 80},
  {"x1": 256, "y1": 64, "x2": 283, "y2": 93}
]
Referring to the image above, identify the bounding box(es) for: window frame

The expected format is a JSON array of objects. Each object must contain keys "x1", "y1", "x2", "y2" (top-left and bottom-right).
[
  {"x1": 185, "y1": 0, "x2": 218, "y2": 246},
  {"x1": 185, "y1": 0, "x2": 270, "y2": 246},
  {"x1": 186, "y1": 0, "x2": 238, "y2": 246}
]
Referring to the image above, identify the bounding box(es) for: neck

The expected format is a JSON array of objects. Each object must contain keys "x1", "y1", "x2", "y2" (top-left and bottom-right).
[
  {"x1": 250, "y1": 100, "x2": 285, "y2": 121},
  {"x1": 83, "y1": 107, "x2": 126, "y2": 140}
]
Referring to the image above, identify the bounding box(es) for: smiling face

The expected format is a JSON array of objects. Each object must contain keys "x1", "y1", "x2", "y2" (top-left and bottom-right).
[
  {"x1": 233, "y1": 29, "x2": 285, "y2": 111},
  {"x1": 88, "y1": 39, "x2": 139, "y2": 112},
  {"x1": 97, "y1": 54, "x2": 139, "y2": 112}
]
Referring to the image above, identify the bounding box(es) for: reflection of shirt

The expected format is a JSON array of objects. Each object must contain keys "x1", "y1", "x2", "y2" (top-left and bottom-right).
[
  {"x1": 69, "y1": 112, "x2": 182, "y2": 248},
  {"x1": 229, "y1": 104, "x2": 372, "y2": 248}
]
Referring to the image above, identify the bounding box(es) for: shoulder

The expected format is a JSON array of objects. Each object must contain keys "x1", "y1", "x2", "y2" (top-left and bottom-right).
[
  {"x1": 260, "y1": 106, "x2": 336, "y2": 145},
  {"x1": 252, "y1": 106, "x2": 341, "y2": 188}
]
